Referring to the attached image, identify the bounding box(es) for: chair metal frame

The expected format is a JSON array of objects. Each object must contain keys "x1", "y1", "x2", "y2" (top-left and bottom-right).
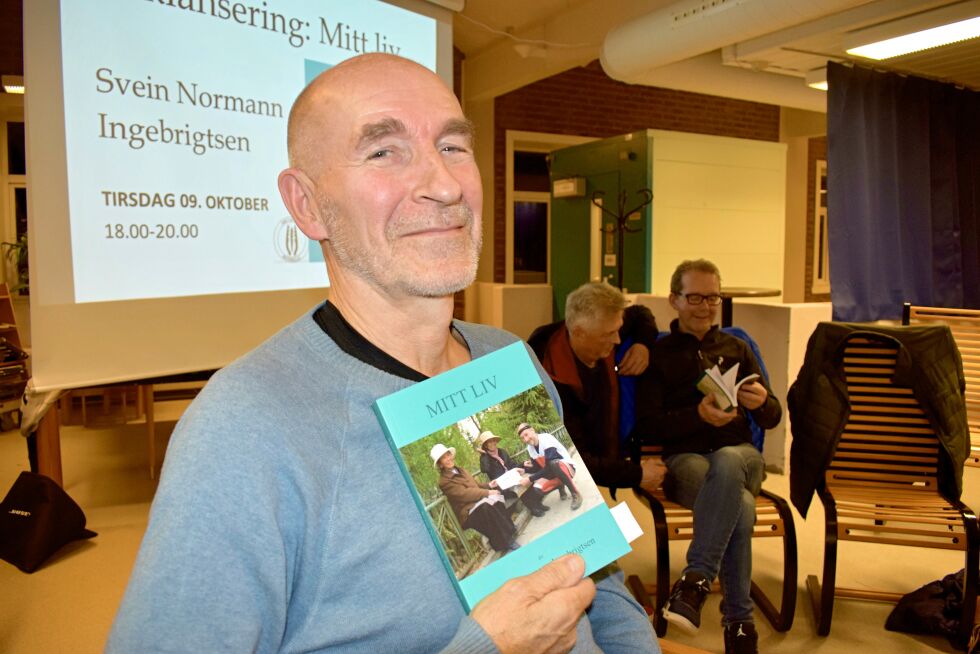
[
  {"x1": 806, "y1": 333, "x2": 980, "y2": 642},
  {"x1": 628, "y1": 444, "x2": 797, "y2": 637}
]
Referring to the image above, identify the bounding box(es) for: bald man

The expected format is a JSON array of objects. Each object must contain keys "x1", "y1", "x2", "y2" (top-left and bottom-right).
[{"x1": 107, "y1": 55, "x2": 659, "y2": 654}]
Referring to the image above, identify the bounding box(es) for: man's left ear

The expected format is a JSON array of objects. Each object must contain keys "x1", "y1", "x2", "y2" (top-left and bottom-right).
[{"x1": 278, "y1": 168, "x2": 330, "y2": 241}]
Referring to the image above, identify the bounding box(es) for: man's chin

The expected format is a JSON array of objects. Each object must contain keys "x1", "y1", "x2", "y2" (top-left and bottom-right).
[{"x1": 400, "y1": 263, "x2": 478, "y2": 298}]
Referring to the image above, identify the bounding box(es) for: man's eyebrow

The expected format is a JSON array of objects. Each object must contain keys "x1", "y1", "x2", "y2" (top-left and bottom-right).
[
  {"x1": 355, "y1": 118, "x2": 408, "y2": 151},
  {"x1": 354, "y1": 117, "x2": 475, "y2": 151},
  {"x1": 440, "y1": 118, "x2": 475, "y2": 142}
]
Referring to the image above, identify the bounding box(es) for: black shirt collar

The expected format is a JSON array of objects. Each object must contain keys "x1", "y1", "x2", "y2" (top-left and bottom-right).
[{"x1": 312, "y1": 300, "x2": 429, "y2": 382}]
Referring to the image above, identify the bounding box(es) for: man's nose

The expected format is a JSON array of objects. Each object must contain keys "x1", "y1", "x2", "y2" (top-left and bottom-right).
[{"x1": 414, "y1": 148, "x2": 463, "y2": 205}]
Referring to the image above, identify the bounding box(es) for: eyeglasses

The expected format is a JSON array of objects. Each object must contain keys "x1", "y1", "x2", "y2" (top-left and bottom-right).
[{"x1": 682, "y1": 293, "x2": 722, "y2": 306}]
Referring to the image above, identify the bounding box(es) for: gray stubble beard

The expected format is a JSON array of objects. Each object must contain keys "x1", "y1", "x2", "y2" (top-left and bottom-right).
[{"x1": 317, "y1": 194, "x2": 482, "y2": 298}]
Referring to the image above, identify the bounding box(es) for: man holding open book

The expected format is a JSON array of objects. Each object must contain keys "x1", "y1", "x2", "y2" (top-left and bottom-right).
[{"x1": 633, "y1": 259, "x2": 781, "y2": 654}]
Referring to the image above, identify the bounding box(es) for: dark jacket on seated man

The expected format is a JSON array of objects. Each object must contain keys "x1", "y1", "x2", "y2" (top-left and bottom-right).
[
  {"x1": 632, "y1": 320, "x2": 781, "y2": 457},
  {"x1": 528, "y1": 304, "x2": 658, "y2": 489}
]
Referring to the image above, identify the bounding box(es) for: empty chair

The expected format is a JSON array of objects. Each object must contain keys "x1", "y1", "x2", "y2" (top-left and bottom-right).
[{"x1": 789, "y1": 323, "x2": 978, "y2": 642}]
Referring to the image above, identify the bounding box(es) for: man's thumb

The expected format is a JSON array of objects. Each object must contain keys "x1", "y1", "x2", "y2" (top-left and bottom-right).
[{"x1": 527, "y1": 554, "x2": 585, "y2": 592}]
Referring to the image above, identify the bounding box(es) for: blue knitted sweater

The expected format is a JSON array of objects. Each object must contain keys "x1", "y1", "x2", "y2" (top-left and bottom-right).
[{"x1": 107, "y1": 306, "x2": 658, "y2": 653}]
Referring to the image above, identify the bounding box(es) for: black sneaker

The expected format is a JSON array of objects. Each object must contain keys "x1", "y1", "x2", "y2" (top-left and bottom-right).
[
  {"x1": 662, "y1": 571, "x2": 711, "y2": 634},
  {"x1": 724, "y1": 621, "x2": 758, "y2": 654},
  {"x1": 529, "y1": 506, "x2": 546, "y2": 517}
]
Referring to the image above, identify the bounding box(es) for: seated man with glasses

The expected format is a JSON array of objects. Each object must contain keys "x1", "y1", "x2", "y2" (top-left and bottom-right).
[{"x1": 632, "y1": 259, "x2": 782, "y2": 654}]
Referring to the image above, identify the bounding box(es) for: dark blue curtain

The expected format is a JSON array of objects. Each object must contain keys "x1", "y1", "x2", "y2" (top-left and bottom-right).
[{"x1": 827, "y1": 62, "x2": 980, "y2": 322}]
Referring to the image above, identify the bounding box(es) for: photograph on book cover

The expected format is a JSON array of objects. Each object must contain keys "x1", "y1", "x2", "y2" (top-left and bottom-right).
[{"x1": 398, "y1": 382, "x2": 604, "y2": 582}]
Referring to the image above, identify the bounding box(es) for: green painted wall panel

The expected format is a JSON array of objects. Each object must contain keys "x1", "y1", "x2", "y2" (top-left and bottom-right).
[{"x1": 549, "y1": 132, "x2": 652, "y2": 318}]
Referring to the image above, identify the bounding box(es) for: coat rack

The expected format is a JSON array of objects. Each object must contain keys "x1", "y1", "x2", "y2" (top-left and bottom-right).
[{"x1": 590, "y1": 188, "x2": 652, "y2": 290}]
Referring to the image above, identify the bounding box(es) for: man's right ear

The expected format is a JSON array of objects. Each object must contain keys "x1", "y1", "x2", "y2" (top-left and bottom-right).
[
  {"x1": 278, "y1": 168, "x2": 330, "y2": 241},
  {"x1": 668, "y1": 293, "x2": 681, "y2": 311}
]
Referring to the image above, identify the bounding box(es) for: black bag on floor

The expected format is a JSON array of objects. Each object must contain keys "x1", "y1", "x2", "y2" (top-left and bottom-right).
[
  {"x1": 0, "y1": 471, "x2": 96, "y2": 573},
  {"x1": 885, "y1": 569, "x2": 972, "y2": 650}
]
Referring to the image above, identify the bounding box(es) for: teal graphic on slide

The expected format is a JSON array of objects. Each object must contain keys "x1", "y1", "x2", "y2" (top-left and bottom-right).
[{"x1": 302, "y1": 59, "x2": 334, "y2": 264}]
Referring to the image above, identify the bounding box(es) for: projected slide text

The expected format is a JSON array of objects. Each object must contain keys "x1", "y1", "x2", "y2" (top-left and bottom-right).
[{"x1": 59, "y1": 0, "x2": 436, "y2": 303}]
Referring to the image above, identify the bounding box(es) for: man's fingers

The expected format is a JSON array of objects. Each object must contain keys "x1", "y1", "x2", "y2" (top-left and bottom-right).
[
  {"x1": 500, "y1": 554, "x2": 583, "y2": 601},
  {"x1": 617, "y1": 344, "x2": 649, "y2": 376},
  {"x1": 546, "y1": 577, "x2": 597, "y2": 620},
  {"x1": 473, "y1": 562, "x2": 594, "y2": 654}
]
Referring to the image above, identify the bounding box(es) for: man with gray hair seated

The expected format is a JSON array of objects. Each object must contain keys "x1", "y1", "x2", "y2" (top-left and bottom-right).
[{"x1": 528, "y1": 282, "x2": 665, "y2": 493}]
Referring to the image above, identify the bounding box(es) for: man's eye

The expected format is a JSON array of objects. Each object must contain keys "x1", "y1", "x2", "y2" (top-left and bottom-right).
[
  {"x1": 442, "y1": 144, "x2": 469, "y2": 154},
  {"x1": 369, "y1": 149, "x2": 391, "y2": 160}
]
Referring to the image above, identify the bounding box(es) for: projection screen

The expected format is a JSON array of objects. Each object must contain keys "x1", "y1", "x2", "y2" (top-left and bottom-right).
[{"x1": 24, "y1": 0, "x2": 454, "y2": 392}]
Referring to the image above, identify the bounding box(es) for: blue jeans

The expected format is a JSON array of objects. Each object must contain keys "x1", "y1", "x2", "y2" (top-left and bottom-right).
[{"x1": 665, "y1": 443, "x2": 765, "y2": 625}]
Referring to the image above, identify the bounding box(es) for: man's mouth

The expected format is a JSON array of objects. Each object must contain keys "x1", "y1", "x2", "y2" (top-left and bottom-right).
[{"x1": 401, "y1": 223, "x2": 466, "y2": 237}]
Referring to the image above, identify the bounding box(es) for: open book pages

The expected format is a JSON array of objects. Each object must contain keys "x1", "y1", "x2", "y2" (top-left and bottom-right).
[
  {"x1": 696, "y1": 362, "x2": 760, "y2": 411},
  {"x1": 492, "y1": 468, "x2": 525, "y2": 491}
]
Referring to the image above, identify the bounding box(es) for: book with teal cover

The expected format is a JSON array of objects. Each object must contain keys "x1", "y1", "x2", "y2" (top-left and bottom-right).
[{"x1": 372, "y1": 340, "x2": 630, "y2": 612}]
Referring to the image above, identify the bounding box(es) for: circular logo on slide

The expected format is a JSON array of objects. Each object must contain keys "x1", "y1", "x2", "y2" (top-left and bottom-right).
[{"x1": 274, "y1": 217, "x2": 308, "y2": 262}]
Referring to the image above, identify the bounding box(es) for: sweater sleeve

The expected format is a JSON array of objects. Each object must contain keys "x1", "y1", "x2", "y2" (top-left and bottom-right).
[
  {"x1": 437, "y1": 617, "x2": 499, "y2": 654},
  {"x1": 107, "y1": 394, "x2": 295, "y2": 653}
]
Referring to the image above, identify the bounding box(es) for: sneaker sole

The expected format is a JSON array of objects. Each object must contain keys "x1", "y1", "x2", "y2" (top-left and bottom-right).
[{"x1": 661, "y1": 606, "x2": 700, "y2": 635}]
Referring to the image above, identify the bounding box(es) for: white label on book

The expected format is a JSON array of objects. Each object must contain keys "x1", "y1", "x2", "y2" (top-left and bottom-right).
[{"x1": 610, "y1": 502, "x2": 643, "y2": 543}]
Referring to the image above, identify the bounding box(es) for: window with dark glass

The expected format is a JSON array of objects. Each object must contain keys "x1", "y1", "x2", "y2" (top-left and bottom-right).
[
  {"x1": 514, "y1": 151, "x2": 549, "y2": 192},
  {"x1": 6, "y1": 122, "x2": 25, "y2": 175},
  {"x1": 513, "y1": 152, "x2": 549, "y2": 283}
]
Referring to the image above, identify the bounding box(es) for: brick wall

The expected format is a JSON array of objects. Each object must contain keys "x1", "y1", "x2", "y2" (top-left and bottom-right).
[
  {"x1": 491, "y1": 60, "x2": 781, "y2": 282},
  {"x1": 805, "y1": 136, "x2": 830, "y2": 302}
]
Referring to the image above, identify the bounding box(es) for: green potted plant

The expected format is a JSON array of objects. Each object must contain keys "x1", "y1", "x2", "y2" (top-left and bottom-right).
[{"x1": 1, "y1": 233, "x2": 29, "y2": 295}]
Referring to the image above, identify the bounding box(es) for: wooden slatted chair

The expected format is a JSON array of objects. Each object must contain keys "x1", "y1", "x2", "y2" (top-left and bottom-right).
[
  {"x1": 903, "y1": 304, "x2": 980, "y2": 466},
  {"x1": 627, "y1": 443, "x2": 797, "y2": 637},
  {"x1": 807, "y1": 333, "x2": 980, "y2": 641}
]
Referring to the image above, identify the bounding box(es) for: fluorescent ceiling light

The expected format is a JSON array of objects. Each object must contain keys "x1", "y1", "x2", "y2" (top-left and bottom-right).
[
  {"x1": 805, "y1": 68, "x2": 828, "y2": 91},
  {"x1": 1, "y1": 75, "x2": 24, "y2": 94},
  {"x1": 845, "y1": 1, "x2": 980, "y2": 60}
]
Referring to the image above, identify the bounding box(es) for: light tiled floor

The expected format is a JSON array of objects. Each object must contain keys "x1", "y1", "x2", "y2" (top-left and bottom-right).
[{"x1": 1, "y1": 413, "x2": 974, "y2": 653}]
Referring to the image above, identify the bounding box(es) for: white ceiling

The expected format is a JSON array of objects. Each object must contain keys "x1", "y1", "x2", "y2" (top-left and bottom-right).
[{"x1": 452, "y1": 0, "x2": 980, "y2": 112}]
